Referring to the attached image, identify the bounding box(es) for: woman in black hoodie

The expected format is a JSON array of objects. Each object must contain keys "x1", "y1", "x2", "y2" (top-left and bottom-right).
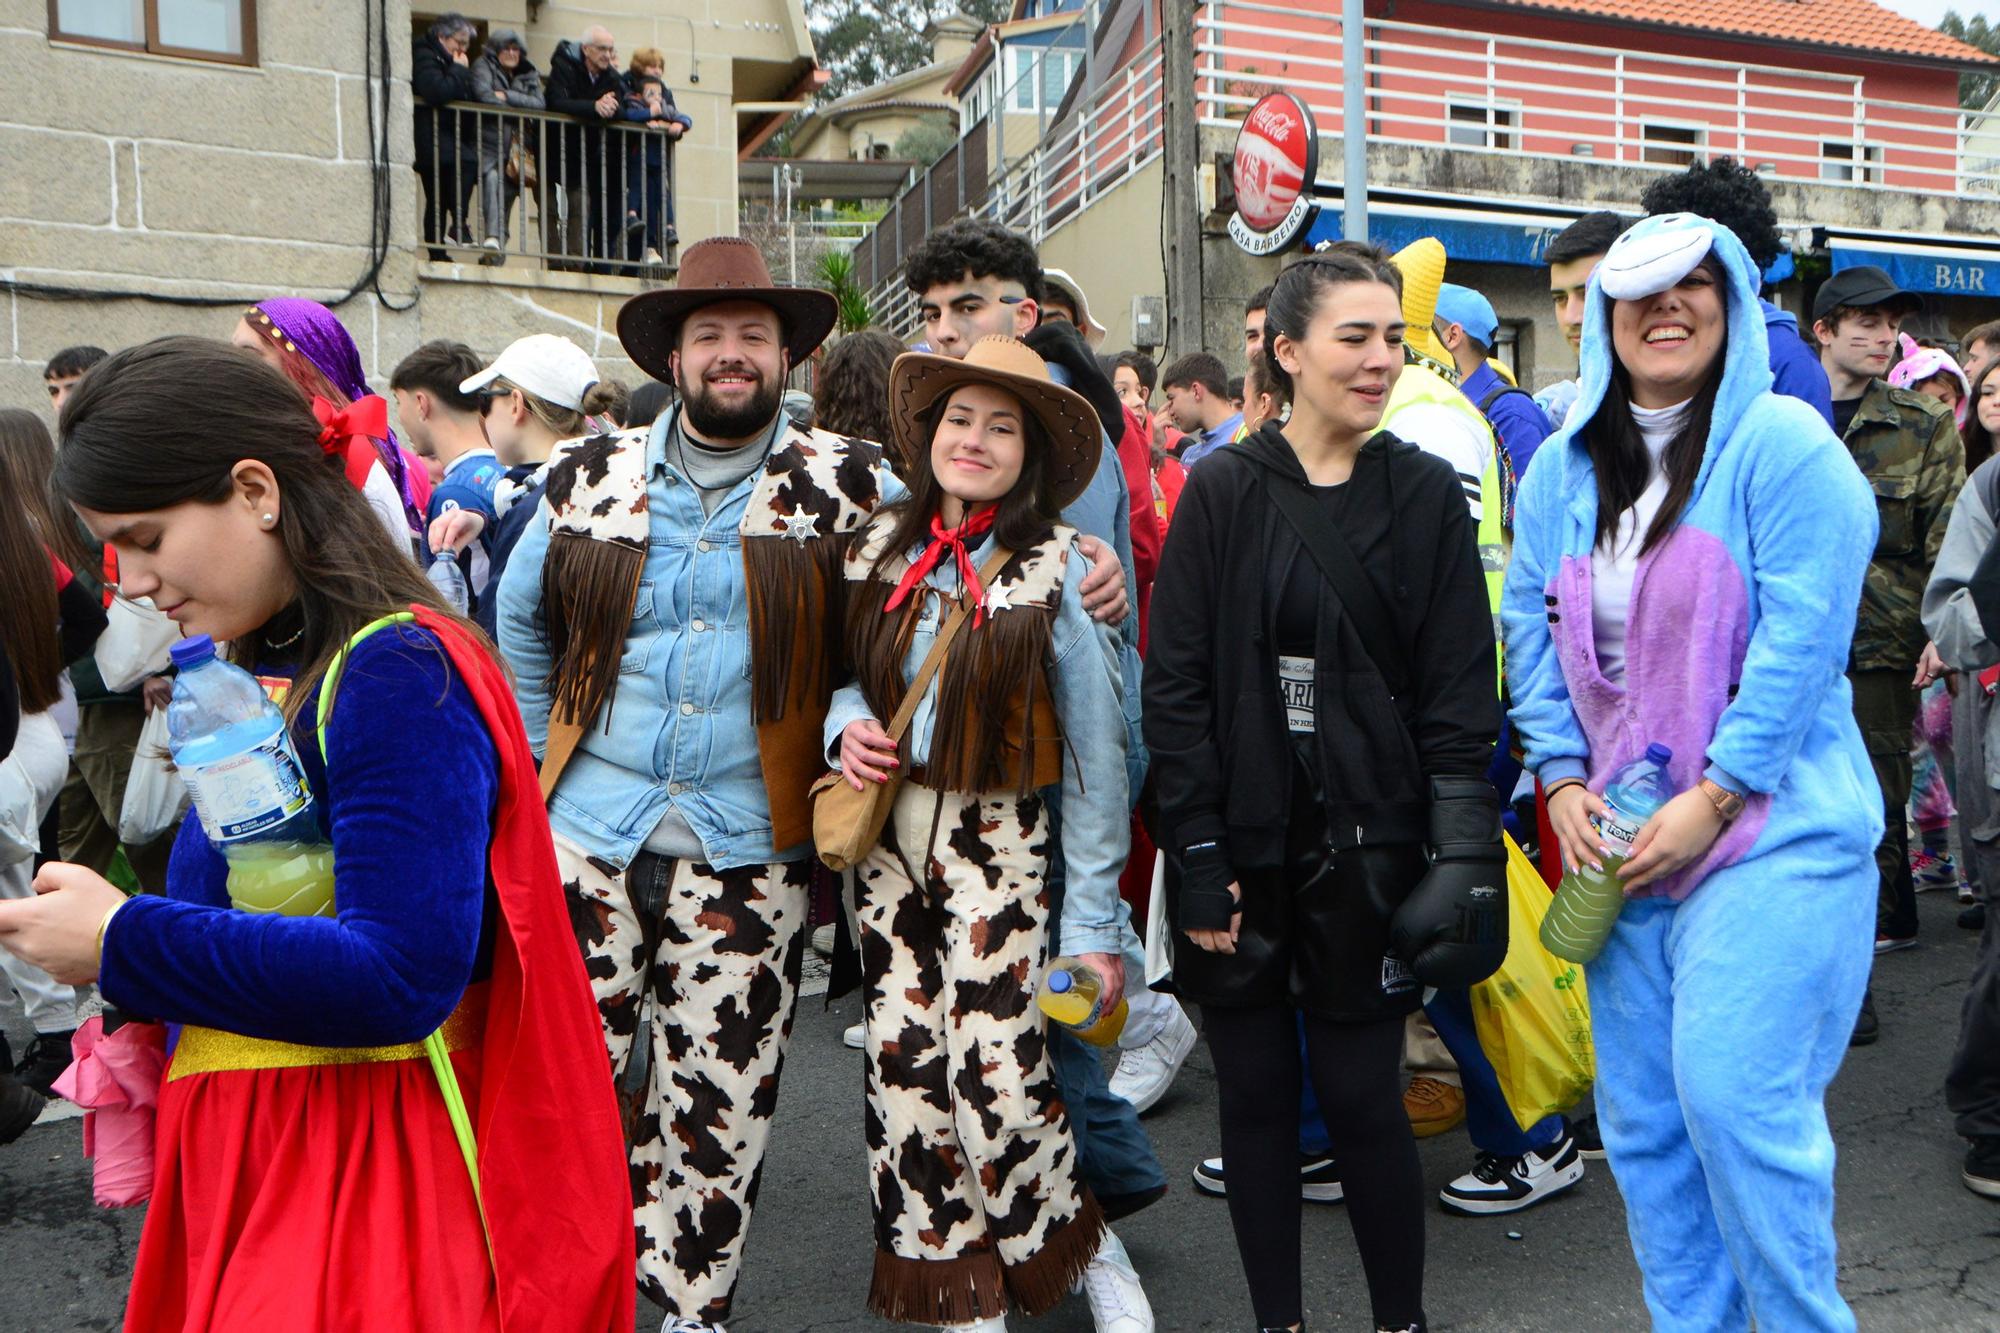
[{"x1": 1141, "y1": 243, "x2": 1504, "y2": 1333}]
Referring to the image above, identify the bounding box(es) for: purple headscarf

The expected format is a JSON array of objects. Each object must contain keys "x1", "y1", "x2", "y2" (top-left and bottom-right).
[{"x1": 248, "y1": 298, "x2": 425, "y2": 529}]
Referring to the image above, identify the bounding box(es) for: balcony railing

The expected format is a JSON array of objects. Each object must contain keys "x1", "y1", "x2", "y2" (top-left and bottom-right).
[
  {"x1": 416, "y1": 101, "x2": 679, "y2": 275},
  {"x1": 1198, "y1": 2, "x2": 1989, "y2": 194}
]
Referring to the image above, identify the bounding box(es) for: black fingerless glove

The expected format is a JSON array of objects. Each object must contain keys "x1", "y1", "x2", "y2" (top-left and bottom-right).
[
  {"x1": 1025, "y1": 318, "x2": 1124, "y2": 442},
  {"x1": 1390, "y1": 778, "x2": 1509, "y2": 988},
  {"x1": 1179, "y1": 840, "x2": 1239, "y2": 931}
]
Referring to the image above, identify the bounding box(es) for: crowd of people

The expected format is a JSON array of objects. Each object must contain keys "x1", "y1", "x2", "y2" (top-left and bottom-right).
[
  {"x1": 1, "y1": 152, "x2": 1999, "y2": 1333},
  {"x1": 415, "y1": 15, "x2": 689, "y2": 270}
]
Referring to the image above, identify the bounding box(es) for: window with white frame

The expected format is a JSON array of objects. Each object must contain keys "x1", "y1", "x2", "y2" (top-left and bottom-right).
[
  {"x1": 1822, "y1": 140, "x2": 1880, "y2": 184},
  {"x1": 1006, "y1": 44, "x2": 1084, "y2": 113},
  {"x1": 1641, "y1": 122, "x2": 1705, "y2": 167},
  {"x1": 1447, "y1": 96, "x2": 1518, "y2": 150}
]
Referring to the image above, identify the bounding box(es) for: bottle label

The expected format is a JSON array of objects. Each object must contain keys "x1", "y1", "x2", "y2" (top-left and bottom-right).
[
  {"x1": 182, "y1": 732, "x2": 313, "y2": 843},
  {"x1": 1593, "y1": 801, "x2": 1644, "y2": 862}
]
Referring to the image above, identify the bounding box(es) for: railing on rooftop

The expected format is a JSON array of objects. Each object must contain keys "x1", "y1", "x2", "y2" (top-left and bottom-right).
[{"x1": 417, "y1": 101, "x2": 679, "y2": 276}]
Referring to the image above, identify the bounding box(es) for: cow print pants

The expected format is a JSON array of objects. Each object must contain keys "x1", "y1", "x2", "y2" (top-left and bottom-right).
[
  {"x1": 855, "y1": 783, "x2": 1106, "y2": 1325},
  {"x1": 556, "y1": 834, "x2": 810, "y2": 1322}
]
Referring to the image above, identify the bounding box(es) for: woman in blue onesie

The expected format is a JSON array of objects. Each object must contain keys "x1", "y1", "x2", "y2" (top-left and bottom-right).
[{"x1": 1503, "y1": 213, "x2": 1880, "y2": 1331}]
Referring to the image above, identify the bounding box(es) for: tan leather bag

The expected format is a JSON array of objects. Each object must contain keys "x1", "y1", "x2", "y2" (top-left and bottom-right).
[{"x1": 811, "y1": 546, "x2": 1011, "y2": 872}]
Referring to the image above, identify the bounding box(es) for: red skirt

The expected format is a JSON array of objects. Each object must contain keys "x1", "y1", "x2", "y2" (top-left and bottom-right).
[{"x1": 126, "y1": 1044, "x2": 496, "y2": 1332}]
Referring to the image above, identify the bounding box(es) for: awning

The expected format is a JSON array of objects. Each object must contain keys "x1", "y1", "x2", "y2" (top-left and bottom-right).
[{"x1": 1823, "y1": 228, "x2": 2000, "y2": 297}]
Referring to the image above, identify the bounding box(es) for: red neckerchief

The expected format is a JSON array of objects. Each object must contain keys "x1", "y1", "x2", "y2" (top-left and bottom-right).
[
  {"x1": 310, "y1": 395, "x2": 392, "y2": 493},
  {"x1": 884, "y1": 508, "x2": 999, "y2": 626}
]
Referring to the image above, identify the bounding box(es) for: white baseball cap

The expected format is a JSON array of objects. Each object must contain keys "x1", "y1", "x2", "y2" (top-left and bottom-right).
[
  {"x1": 460, "y1": 334, "x2": 599, "y2": 411},
  {"x1": 1039, "y1": 267, "x2": 1108, "y2": 348}
]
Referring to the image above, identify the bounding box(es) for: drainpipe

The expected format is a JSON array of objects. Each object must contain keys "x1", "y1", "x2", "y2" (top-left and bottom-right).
[{"x1": 1343, "y1": 0, "x2": 1367, "y2": 241}]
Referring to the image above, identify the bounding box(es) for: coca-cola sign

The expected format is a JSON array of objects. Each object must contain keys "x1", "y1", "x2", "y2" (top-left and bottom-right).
[{"x1": 1229, "y1": 92, "x2": 1319, "y2": 256}]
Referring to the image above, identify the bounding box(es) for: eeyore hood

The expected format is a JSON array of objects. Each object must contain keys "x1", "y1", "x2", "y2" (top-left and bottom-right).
[{"x1": 1549, "y1": 213, "x2": 1776, "y2": 503}]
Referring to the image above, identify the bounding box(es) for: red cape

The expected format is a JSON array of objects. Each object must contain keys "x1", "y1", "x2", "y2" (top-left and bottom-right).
[{"x1": 415, "y1": 607, "x2": 635, "y2": 1331}]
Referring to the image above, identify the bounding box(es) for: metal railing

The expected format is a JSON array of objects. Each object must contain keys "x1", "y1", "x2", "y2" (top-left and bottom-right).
[
  {"x1": 1197, "y1": 1, "x2": 1992, "y2": 194},
  {"x1": 416, "y1": 100, "x2": 680, "y2": 274}
]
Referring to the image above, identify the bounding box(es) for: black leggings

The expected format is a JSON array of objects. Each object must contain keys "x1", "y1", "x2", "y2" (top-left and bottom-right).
[{"x1": 1204, "y1": 1004, "x2": 1424, "y2": 1330}]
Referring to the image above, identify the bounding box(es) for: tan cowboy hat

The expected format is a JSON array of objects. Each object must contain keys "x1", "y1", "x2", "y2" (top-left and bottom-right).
[
  {"x1": 889, "y1": 336, "x2": 1102, "y2": 510},
  {"x1": 617, "y1": 237, "x2": 837, "y2": 379}
]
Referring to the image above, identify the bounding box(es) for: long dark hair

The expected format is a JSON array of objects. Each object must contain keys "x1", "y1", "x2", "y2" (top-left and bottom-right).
[
  {"x1": 0, "y1": 483, "x2": 63, "y2": 715},
  {"x1": 0, "y1": 408, "x2": 91, "y2": 570},
  {"x1": 813, "y1": 331, "x2": 903, "y2": 454},
  {"x1": 1260, "y1": 241, "x2": 1403, "y2": 406},
  {"x1": 54, "y1": 336, "x2": 488, "y2": 722},
  {"x1": 1582, "y1": 261, "x2": 1729, "y2": 555},
  {"x1": 1966, "y1": 361, "x2": 2000, "y2": 473}
]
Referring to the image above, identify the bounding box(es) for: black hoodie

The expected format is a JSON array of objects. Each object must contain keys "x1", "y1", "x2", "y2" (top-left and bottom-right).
[{"x1": 1141, "y1": 421, "x2": 1497, "y2": 868}]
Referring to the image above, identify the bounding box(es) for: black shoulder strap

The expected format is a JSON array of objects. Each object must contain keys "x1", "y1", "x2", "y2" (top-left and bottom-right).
[
  {"x1": 1476, "y1": 382, "x2": 1535, "y2": 418},
  {"x1": 1254, "y1": 467, "x2": 1411, "y2": 693}
]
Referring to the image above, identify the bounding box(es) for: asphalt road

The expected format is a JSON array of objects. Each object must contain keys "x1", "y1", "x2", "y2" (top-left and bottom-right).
[{"x1": 5, "y1": 888, "x2": 1999, "y2": 1331}]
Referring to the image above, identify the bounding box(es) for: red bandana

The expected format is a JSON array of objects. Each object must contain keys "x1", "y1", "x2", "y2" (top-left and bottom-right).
[
  {"x1": 884, "y1": 508, "x2": 999, "y2": 626},
  {"x1": 311, "y1": 394, "x2": 390, "y2": 456}
]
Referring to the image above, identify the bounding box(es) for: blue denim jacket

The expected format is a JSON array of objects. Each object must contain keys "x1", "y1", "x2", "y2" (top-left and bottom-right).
[
  {"x1": 496, "y1": 410, "x2": 904, "y2": 872},
  {"x1": 823, "y1": 535, "x2": 1131, "y2": 955}
]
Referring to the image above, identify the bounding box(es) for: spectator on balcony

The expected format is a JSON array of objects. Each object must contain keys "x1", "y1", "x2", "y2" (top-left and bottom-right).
[
  {"x1": 1162, "y1": 352, "x2": 1244, "y2": 469},
  {"x1": 621, "y1": 75, "x2": 689, "y2": 264},
  {"x1": 546, "y1": 26, "x2": 628, "y2": 270},
  {"x1": 1640, "y1": 157, "x2": 1834, "y2": 430},
  {"x1": 470, "y1": 27, "x2": 544, "y2": 265},
  {"x1": 412, "y1": 13, "x2": 479, "y2": 262}
]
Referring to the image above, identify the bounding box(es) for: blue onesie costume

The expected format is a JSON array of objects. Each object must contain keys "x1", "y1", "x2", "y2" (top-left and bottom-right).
[{"x1": 1502, "y1": 214, "x2": 1882, "y2": 1331}]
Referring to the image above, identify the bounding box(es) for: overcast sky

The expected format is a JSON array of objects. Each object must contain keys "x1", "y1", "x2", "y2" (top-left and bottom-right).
[{"x1": 1882, "y1": 0, "x2": 1992, "y2": 25}]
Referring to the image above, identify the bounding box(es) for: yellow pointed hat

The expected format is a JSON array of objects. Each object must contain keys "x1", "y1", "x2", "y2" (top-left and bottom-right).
[{"x1": 1391, "y1": 237, "x2": 1453, "y2": 367}]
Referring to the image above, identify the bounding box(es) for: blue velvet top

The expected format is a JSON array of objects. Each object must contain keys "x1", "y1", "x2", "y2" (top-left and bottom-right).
[{"x1": 98, "y1": 624, "x2": 500, "y2": 1047}]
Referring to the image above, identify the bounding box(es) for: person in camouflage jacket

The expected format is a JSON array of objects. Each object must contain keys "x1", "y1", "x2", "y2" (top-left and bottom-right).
[{"x1": 1815, "y1": 265, "x2": 1966, "y2": 969}]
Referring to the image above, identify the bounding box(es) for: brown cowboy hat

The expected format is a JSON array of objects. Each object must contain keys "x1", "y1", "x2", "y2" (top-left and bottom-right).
[
  {"x1": 889, "y1": 336, "x2": 1102, "y2": 511},
  {"x1": 617, "y1": 237, "x2": 838, "y2": 379}
]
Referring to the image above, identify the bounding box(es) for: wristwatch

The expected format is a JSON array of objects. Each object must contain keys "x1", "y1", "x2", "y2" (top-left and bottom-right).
[{"x1": 1698, "y1": 778, "x2": 1746, "y2": 821}]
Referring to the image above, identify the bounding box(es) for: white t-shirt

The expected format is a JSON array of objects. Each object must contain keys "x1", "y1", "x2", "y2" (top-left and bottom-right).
[
  {"x1": 1590, "y1": 400, "x2": 1688, "y2": 685},
  {"x1": 1385, "y1": 400, "x2": 1490, "y2": 517}
]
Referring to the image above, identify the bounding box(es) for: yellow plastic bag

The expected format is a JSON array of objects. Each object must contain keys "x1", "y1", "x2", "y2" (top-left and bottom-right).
[{"x1": 1470, "y1": 835, "x2": 1595, "y2": 1133}]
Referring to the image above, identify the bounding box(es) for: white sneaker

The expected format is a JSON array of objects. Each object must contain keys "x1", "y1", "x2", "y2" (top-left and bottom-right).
[
  {"x1": 811, "y1": 924, "x2": 835, "y2": 957},
  {"x1": 1075, "y1": 1231, "x2": 1153, "y2": 1332},
  {"x1": 1438, "y1": 1133, "x2": 1585, "y2": 1215},
  {"x1": 843, "y1": 1022, "x2": 864, "y2": 1049},
  {"x1": 663, "y1": 1318, "x2": 725, "y2": 1333},
  {"x1": 937, "y1": 1316, "x2": 1007, "y2": 1332},
  {"x1": 1107, "y1": 1002, "x2": 1196, "y2": 1113}
]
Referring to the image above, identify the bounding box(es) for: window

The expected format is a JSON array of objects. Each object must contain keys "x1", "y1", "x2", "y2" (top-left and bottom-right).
[
  {"x1": 1822, "y1": 140, "x2": 1880, "y2": 184},
  {"x1": 1447, "y1": 98, "x2": 1517, "y2": 151},
  {"x1": 50, "y1": 0, "x2": 256, "y2": 64},
  {"x1": 1641, "y1": 122, "x2": 1704, "y2": 167},
  {"x1": 1006, "y1": 44, "x2": 1083, "y2": 113}
]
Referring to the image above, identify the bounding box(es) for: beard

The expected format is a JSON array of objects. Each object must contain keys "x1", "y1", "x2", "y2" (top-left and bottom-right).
[{"x1": 677, "y1": 363, "x2": 785, "y2": 442}]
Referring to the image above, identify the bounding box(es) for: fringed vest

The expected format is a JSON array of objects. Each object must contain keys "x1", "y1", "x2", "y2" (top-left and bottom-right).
[
  {"x1": 536, "y1": 420, "x2": 888, "y2": 848},
  {"x1": 843, "y1": 514, "x2": 1072, "y2": 796}
]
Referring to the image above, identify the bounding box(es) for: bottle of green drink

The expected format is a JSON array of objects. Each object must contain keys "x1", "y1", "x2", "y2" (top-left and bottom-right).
[{"x1": 1541, "y1": 743, "x2": 1678, "y2": 964}]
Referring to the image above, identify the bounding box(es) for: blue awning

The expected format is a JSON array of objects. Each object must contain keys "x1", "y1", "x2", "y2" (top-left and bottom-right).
[{"x1": 1828, "y1": 235, "x2": 2000, "y2": 297}]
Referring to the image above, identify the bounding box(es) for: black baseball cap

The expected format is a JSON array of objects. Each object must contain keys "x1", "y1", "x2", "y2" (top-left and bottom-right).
[{"x1": 1813, "y1": 265, "x2": 1919, "y2": 323}]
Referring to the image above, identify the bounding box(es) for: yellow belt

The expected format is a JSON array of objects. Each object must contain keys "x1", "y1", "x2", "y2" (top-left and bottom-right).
[{"x1": 168, "y1": 986, "x2": 487, "y2": 1082}]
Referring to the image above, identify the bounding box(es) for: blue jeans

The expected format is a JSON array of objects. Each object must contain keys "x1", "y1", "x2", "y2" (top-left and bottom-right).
[
  {"x1": 1424, "y1": 986, "x2": 1564, "y2": 1157},
  {"x1": 1048, "y1": 1026, "x2": 1166, "y2": 1199}
]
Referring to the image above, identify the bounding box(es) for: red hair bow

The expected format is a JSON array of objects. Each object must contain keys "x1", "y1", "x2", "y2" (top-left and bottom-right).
[{"x1": 311, "y1": 395, "x2": 390, "y2": 457}]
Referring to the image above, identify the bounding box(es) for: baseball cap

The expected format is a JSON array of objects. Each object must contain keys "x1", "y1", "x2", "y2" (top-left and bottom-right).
[
  {"x1": 1433, "y1": 283, "x2": 1499, "y2": 349},
  {"x1": 1813, "y1": 265, "x2": 1920, "y2": 324},
  {"x1": 460, "y1": 334, "x2": 599, "y2": 411},
  {"x1": 1038, "y1": 267, "x2": 1109, "y2": 348}
]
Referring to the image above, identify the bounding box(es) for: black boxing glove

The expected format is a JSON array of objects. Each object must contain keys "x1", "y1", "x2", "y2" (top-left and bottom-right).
[
  {"x1": 1025, "y1": 317, "x2": 1124, "y2": 442},
  {"x1": 1178, "y1": 840, "x2": 1240, "y2": 932},
  {"x1": 1389, "y1": 777, "x2": 1508, "y2": 988}
]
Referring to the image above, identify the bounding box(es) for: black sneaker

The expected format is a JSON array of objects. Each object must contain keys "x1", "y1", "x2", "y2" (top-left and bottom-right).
[
  {"x1": 1571, "y1": 1114, "x2": 1605, "y2": 1160},
  {"x1": 14, "y1": 1030, "x2": 73, "y2": 1098},
  {"x1": 1439, "y1": 1135, "x2": 1585, "y2": 1215},
  {"x1": 1963, "y1": 903, "x2": 1987, "y2": 932},
  {"x1": 0, "y1": 1070, "x2": 44, "y2": 1145},
  {"x1": 1097, "y1": 1182, "x2": 1167, "y2": 1221},
  {"x1": 1966, "y1": 1137, "x2": 2000, "y2": 1198},
  {"x1": 1192, "y1": 1153, "x2": 1344, "y2": 1203},
  {"x1": 1850, "y1": 990, "x2": 1879, "y2": 1048}
]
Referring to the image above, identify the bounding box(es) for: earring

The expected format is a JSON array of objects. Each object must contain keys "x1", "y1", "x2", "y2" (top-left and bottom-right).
[{"x1": 262, "y1": 513, "x2": 276, "y2": 526}]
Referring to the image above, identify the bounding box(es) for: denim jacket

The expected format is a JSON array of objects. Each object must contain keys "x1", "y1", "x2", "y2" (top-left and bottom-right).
[
  {"x1": 823, "y1": 532, "x2": 1130, "y2": 955},
  {"x1": 496, "y1": 410, "x2": 903, "y2": 872}
]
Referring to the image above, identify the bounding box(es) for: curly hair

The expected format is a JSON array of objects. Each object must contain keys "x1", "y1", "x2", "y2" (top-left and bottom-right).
[
  {"x1": 1639, "y1": 158, "x2": 1783, "y2": 273},
  {"x1": 903, "y1": 219, "x2": 1044, "y2": 304},
  {"x1": 812, "y1": 330, "x2": 903, "y2": 451}
]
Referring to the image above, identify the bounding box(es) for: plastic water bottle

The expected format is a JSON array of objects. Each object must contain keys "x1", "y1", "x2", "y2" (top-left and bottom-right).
[
  {"x1": 1037, "y1": 957, "x2": 1129, "y2": 1046},
  {"x1": 1541, "y1": 743, "x2": 1679, "y2": 964},
  {"x1": 426, "y1": 549, "x2": 469, "y2": 613},
  {"x1": 166, "y1": 635, "x2": 334, "y2": 918}
]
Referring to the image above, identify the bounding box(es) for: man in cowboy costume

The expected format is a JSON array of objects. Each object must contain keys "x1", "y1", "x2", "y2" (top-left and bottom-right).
[{"x1": 494, "y1": 237, "x2": 1125, "y2": 1332}]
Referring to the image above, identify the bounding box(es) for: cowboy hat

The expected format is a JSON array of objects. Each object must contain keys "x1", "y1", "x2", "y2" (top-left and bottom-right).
[
  {"x1": 889, "y1": 336, "x2": 1102, "y2": 511},
  {"x1": 617, "y1": 237, "x2": 837, "y2": 379}
]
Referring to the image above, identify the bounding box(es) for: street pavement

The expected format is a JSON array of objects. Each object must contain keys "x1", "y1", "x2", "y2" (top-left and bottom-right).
[{"x1": 5, "y1": 889, "x2": 1999, "y2": 1330}]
